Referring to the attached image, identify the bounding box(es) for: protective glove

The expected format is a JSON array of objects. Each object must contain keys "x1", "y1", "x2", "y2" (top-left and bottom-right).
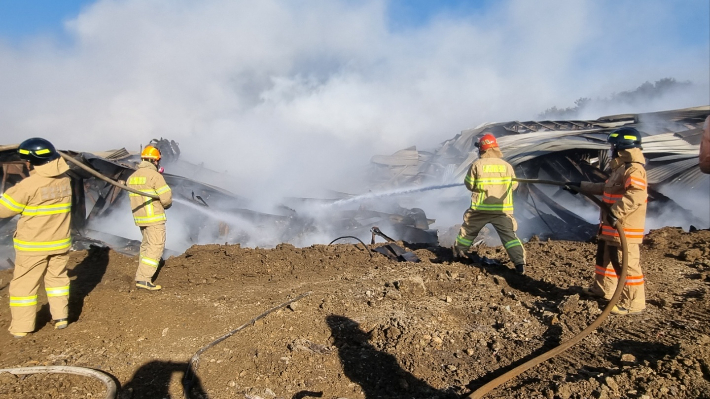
[
  {"x1": 563, "y1": 182, "x2": 581, "y2": 195},
  {"x1": 605, "y1": 212, "x2": 619, "y2": 227}
]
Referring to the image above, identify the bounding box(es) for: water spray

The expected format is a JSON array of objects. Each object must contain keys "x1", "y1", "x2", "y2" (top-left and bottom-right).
[
  {"x1": 172, "y1": 197, "x2": 246, "y2": 227},
  {"x1": 330, "y1": 183, "x2": 462, "y2": 206}
]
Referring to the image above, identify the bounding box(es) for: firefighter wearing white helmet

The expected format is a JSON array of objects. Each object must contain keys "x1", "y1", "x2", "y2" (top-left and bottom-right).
[
  {"x1": 127, "y1": 145, "x2": 172, "y2": 291},
  {"x1": 0, "y1": 138, "x2": 72, "y2": 338},
  {"x1": 565, "y1": 126, "x2": 648, "y2": 315}
]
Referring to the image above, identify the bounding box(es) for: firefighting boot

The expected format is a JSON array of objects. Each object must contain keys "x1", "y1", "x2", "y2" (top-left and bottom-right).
[
  {"x1": 610, "y1": 305, "x2": 645, "y2": 315},
  {"x1": 136, "y1": 281, "x2": 162, "y2": 291},
  {"x1": 514, "y1": 263, "x2": 526, "y2": 275},
  {"x1": 10, "y1": 332, "x2": 28, "y2": 339},
  {"x1": 54, "y1": 318, "x2": 68, "y2": 330}
]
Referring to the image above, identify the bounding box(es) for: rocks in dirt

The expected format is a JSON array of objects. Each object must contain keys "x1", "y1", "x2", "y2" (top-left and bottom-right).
[
  {"x1": 603, "y1": 376, "x2": 619, "y2": 393},
  {"x1": 620, "y1": 353, "x2": 637, "y2": 364},
  {"x1": 557, "y1": 294, "x2": 580, "y2": 314},
  {"x1": 287, "y1": 338, "x2": 332, "y2": 354},
  {"x1": 390, "y1": 275, "x2": 428, "y2": 295},
  {"x1": 681, "y1": 248, "x2": 703, "y2": 262},
  {"x1": 555, "y1": 384, "x2": 573, "y2": 399}
]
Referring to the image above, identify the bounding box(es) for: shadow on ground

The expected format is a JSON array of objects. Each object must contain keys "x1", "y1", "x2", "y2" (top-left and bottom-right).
[{"x1": 327, "y1": 314, "x2": 458, "y2": 399}]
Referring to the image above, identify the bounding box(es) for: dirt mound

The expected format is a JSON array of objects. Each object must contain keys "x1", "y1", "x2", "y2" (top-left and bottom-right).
[{"x1": 1, "y1": 226, "x2": 709, "y2": 398}]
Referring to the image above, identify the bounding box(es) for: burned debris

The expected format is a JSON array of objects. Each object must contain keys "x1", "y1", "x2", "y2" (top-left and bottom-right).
[
  {"x1": 0, "y1": 106, "x2": 706, "y2": 260},
  {"x1": 0, "y1": 139, "x2": 436, "y2": 262},
  {"x1": 369, "y1": 106, "x2": 710, "y2": 242}
]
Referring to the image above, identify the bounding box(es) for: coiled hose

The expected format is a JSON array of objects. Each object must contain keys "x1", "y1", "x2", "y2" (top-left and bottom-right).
[
  {"x1": 464, "y1": 178, "x2": 629, "y2": 399},
  {"x1": 0, "y1": 366, "x2": 117, "y2": 399}
]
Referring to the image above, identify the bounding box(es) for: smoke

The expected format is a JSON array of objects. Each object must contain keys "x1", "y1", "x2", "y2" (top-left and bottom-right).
[{"x1": 0, "y1": 0, "x2": 707, "y2": 250}]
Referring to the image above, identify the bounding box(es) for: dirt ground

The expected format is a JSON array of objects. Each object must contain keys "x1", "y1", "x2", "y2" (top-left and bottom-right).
[{"x1": 0, "y1": 226, "x2": 709, "y2": 399}]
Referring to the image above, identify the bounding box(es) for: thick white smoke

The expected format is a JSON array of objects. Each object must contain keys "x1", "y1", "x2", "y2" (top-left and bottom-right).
[{"x1": 0, "y1": 0, "x2": 707, "y2": 253}]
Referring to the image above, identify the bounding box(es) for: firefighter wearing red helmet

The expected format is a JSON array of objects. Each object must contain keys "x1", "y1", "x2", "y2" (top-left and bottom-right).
[
  {"x1": 565, "y1": 126, "x2": 648, "y2": 315},
  {"x1": 453, "y1": 133, "x2": 527, "y2": 274},
  {"x1": 126, "y1": 145, "x2": 172, "y2": 291},
  {"x1": 0, "y1": 138, "x2": 72, "y2": 338}
]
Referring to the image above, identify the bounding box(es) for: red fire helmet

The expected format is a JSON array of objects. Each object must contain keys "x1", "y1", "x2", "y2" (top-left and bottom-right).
[{"x1": 478, "y1": 133, "x2": 498, "y2": 151}]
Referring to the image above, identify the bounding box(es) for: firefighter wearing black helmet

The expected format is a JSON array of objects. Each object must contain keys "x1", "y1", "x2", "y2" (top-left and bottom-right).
[
  {"x1": 565, "y1": 126, "x2": 648, "y2": 315},
  {"x1": 0, "y1": 138, "x2": 72, "y2": 337}
]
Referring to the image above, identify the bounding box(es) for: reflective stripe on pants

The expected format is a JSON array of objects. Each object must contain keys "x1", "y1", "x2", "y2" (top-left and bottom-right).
[
  {"x1": 455, "y1": 209, "x2": 525, "y2": 266},
  {"x1": 9, "y1": 252, "x2": 70, "y2": 333},
  {"x1": 592, "y1": 241, "x2": 645, "y2": 312},
  {"x1": 136, "y1": 224, "x2": 166, "y2": 282}
]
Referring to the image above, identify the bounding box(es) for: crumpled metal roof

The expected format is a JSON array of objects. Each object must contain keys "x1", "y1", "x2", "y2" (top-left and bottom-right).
[{"x1": 370, "y1": 105, "x2": 710, "y2": 241}]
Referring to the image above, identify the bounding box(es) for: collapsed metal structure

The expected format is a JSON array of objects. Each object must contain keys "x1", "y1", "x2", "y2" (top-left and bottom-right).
[
  {"x1": 369, "y1": 106, "x2": 710, "y2": 241},
  {"x1": 0, "y1": 139, "x2": 437, "y2": 263},
  {"x1": 0, "y1": 106, "x2": 706, "y2": 260}
]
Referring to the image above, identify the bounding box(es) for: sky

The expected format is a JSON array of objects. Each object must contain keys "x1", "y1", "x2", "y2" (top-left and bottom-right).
[{"x1": 0, "y1": 0, "x2": 708, "y2": 200}]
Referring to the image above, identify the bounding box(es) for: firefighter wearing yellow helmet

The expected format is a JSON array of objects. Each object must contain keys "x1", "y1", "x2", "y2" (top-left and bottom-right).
[
  {"x1": 127, "y1": 145, "x2": 172, "y2": 291},
  {"x1": 0, "y1": 138, "x2": 72, "y2": 338}
]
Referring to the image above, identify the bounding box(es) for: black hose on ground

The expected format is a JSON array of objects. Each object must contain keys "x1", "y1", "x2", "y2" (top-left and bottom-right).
[
  {"x1": 182, "y1": 291, "x2": 312, "y2": 399},
  {"x1": 464, "y1": 178, "x2": 630, "y2": 399},
  {"x1": 0, "y1": 366, "x2": 118, "y2": 399},
  {"x1": 328, "y1": 235, "x2": 373, "y2": 258}
]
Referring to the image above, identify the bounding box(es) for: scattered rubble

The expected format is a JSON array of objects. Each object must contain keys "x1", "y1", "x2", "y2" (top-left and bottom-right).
[
  {"x1": 0, "y1": 227, "x2": 709, "y2": 398},
  {"x1": 371, "y1": 106, "x2": 709, "y2": 242}
]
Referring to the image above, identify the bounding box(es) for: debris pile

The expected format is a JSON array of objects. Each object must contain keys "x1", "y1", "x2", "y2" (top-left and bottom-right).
[{"x1": 370, "y1": 106, "x2": 709, "y2": 241}]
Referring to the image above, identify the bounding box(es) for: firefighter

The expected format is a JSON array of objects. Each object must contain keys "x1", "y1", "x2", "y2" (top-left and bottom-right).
[
  {"x1": 127, "y1": 145, "x2": 172, "y2": 291},
  {"x1": 453, "y1": 133, "x2": 527, "y2": 274},
  {"x1": 566, "y1": 127, "x2": 648, "y2": 315},
  {"x1": 0, "y1": 138, "x2": 72, "y2": 338}
]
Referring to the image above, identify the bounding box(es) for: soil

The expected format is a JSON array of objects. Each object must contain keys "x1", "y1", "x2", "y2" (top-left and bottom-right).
[{"x1": 1, "y1": 226, "x2": 709, "y2": 399}]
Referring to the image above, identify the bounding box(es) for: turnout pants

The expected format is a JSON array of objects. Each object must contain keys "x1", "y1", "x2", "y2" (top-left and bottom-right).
[
  {"x1": 135, "y1": 223, "x2": 166, "y2": 282},
  {"x1": 590, "y1": 241, "x2": 645, "y2": 312},
  {"x1": 455, "y1": 209, "x2": 526, "y2": 266},
  {"x1": 9, "y1": 252, "x2": 70, "y2": 334}
]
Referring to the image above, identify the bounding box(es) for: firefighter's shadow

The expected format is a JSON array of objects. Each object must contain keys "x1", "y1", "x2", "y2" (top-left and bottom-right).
[
  {"x1": 326, "y1": 315, "x2": 457, "y2": 399},
  {"x1": 462, "y1": 323, "x2": 564, "y2": 394},
  {"x1": 66, "y1": 245, "x2": 110, "y2": 322},
  {"x1": 119, "y1": 360, "x2": 208, "y2": 399},
  {"x1": 455, "y1": 253, "x2": 571, "y2": 302}
]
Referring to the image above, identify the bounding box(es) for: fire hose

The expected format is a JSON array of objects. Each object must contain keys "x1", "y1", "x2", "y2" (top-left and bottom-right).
[
  {"x1": 0, "y1": 366, "x2": 117, "y2": 399},
  {"x1": 57, "y1": 152, "x2": 160, "y2": 200},
  {"x1": 464, "y1": 178, "x2": 629, "y2": 399},
  {"x1": 182, "y1": 291, "x2": 311, "y2": 399},
  {"x1": 3, "y1": 143, "x2": 160, "y2": 200}
]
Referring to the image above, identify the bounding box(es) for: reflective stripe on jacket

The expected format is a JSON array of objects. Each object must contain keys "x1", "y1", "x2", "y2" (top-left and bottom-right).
[
  {"x1": 580, "y1": 148, "x2": 648, "y2": 244},
  {"x1": 127, "y1": 161, "x2": 172, "y2": 226},
  {"x1": 0, "y1": 158, "x2": 72, "y2": 255},
  {"x1": 464, "y1": 148, "x2": 518, "y2": 214}
]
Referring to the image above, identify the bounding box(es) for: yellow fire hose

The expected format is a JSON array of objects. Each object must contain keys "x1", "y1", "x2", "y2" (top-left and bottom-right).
[
  {"x1": 58, "y1": 151, "x2": 160, "y2": 200},
  {"x1": 1, "y1": 143, "x2": 159, "y2": 200},
  {"x1": 464, "y1": 178, "x2": 629, "y2": 399}
]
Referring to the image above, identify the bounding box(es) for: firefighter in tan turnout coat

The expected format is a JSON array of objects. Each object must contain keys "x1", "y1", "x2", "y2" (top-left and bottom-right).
[
  {"x1": 453, "y1": 133, "x2": 527, "y2": 274},
  {"x1": 127, "y1": 145, "x2": 172, "y2": 291},
  {"x1": 0, "y1": 138, "x2": 72, "y2": 338},
  {"x1": 567, "y1": 127, "x2": 648, "y2": 315}
]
